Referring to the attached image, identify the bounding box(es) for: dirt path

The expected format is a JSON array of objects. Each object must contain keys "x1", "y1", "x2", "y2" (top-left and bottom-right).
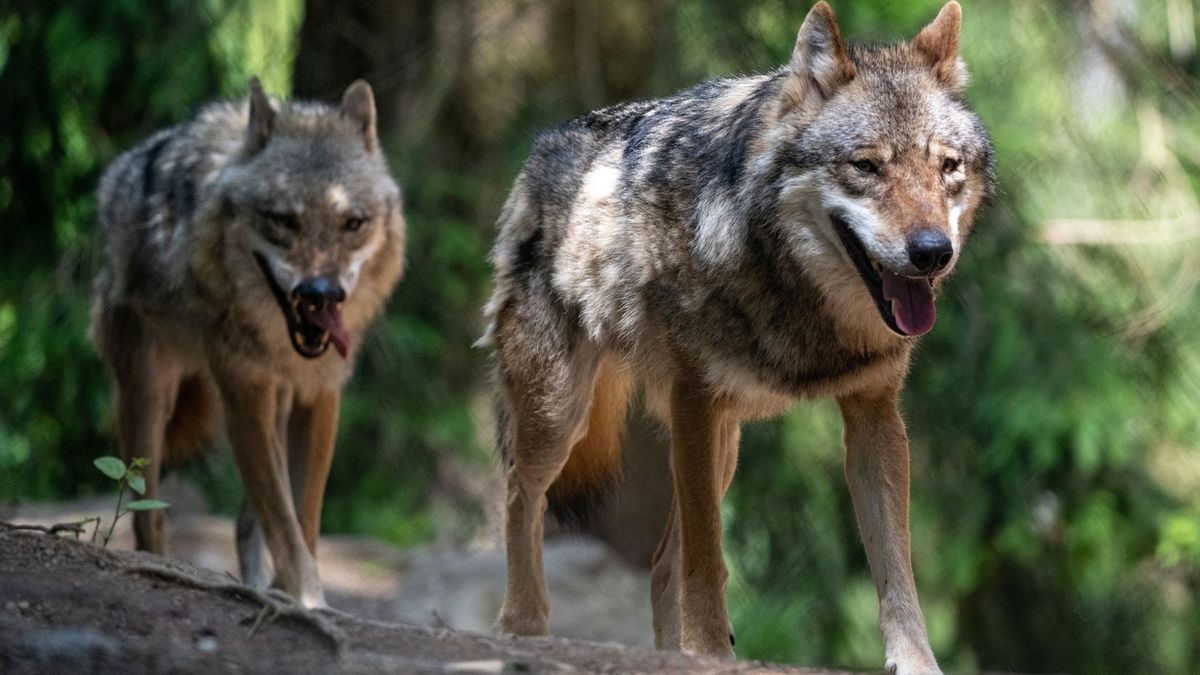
[{"x1": 0, "y1": 525, "x2": 845, "y2": 674}]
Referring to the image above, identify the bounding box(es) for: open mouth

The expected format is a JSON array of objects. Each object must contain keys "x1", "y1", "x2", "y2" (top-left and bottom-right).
[
  {"x1": 253, "y1": 253, "x2": 350, "y2": 359},
  {"x1": 830, "y1": 214, "x2": 937, "y2": 337}
]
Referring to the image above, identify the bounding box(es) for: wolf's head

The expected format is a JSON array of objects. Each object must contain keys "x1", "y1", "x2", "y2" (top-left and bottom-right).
[
  {"x1": 208, "y1": 78, "x2": 403, "y2": 359},
  {"x1": 770, "y1": 1, "x2": 994, "y2": 338}
]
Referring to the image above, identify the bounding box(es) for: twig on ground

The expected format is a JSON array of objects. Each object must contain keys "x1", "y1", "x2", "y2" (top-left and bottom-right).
[
  {"x1": 1, "y1": 518, "x2": 100, "y2": 538},
  {"x1": 123, "y1": 561, "x2": 347, "y2": 656}
]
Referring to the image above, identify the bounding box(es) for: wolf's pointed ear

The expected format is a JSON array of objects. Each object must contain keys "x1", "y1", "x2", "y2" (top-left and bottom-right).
[
  {"x1": 778, "y1": 2, "x2": 855, "y2": 117},
  {"x1": 341, "y1": 80, "x2": 377, "y2": 153},
  {"x1": 912, "y1": 1, "x2": 968, "y2": 91},
  {"x1": 245, "y1": 76, "x2": 275, "y2": 154}
]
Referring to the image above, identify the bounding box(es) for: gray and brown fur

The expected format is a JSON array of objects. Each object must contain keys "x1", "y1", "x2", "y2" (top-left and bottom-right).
[
  {"x1": 92, "y1": 78, "x2": 404, "y2": 607},
  {"x1": 482, "y1": 3, "x2": 992, "y2": 673}
]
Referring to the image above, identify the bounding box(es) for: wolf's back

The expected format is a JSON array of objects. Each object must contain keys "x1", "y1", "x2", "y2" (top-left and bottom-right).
[{"x1": 95, "y1": 103, "x2": 247, "y2": 311}]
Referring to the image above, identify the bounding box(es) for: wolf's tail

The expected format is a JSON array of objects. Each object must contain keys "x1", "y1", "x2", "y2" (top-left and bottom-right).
[{"x1": 546, "y1": 357, "x2": 634, "y2": 525}]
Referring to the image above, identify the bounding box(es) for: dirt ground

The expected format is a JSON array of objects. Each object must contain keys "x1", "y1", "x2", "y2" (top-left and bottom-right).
[
  {"x1": 2, "y1": 482, "x2": 660, "y2": 647},
  {"x1": 0, "y1": 524, "x2": 846, "y2": 674}
]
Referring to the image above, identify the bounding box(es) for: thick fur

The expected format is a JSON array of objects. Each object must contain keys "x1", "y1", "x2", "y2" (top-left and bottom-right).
[
  {"x1": 484, "y1": 3, "x2": 993, "y2": 673},
  {"x1": 543, "y1": 355, "x2": 633, "y2": 525},
  {"x1": 91, "y1": 79, "x2": 404, "y2": 608}
]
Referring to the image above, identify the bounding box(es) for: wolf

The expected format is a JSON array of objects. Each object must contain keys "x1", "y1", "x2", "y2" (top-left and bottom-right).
[
  {"x1": 482, "y1": 2, "x2": 993, "y2": 672},
  {"x1": 91, "y1": 78, "x2": 405, "y2": 607}
]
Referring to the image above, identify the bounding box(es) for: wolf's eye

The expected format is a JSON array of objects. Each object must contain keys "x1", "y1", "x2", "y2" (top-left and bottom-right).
[
  {"x1": 852, "y1": 159, "x2": 879, "y2": 175},
  {"x1": 942, "y1": 157, "x2": 961, "y2": 174},
  {"x1": 344, "y1": 216, "x2": 369, "y2": 233}
]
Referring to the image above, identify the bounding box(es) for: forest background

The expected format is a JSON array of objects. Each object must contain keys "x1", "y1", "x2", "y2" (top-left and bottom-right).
[{"x1": 2, "y1": 1, "x2": 1199, "y2": 672}]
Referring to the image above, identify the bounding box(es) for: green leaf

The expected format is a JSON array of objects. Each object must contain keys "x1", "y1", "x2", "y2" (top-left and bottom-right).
[
  {"x1": 93, "y1": 456, "x2": 126, "y2": 480},
  {"x1": 127, "y1": 473, "x2": 146, "y2": 496},
  {"x1": 129, "y1": 457, "x2": 149, "y2": 469},
  {"x1": 124, "y1": 499, "x2": 169, "y2": 511}
]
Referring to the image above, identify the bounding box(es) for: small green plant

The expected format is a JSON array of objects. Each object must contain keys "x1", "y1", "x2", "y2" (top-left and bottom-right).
[{"x1": 93, "y1": 456, "x2": 169, "y2": 546}]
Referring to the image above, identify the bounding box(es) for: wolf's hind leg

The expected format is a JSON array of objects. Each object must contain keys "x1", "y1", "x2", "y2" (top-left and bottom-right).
[
  {"x1": 107, "y1": 306, "x2": 182, "y2": 554},
  {"x1": 496, "y1": 325, "x2": 600, "y2": 636},
  {"x1": 838, "y1": 388, "x2": 941, "y2": 675}
]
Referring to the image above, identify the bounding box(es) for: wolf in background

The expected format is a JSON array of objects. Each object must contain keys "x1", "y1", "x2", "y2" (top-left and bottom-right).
[
  {"x1": 483, "y1": 2, "x2": 993, "y2": 672},
  {"x1": 92, "y1": 78, "x2": 405, "y2": 607}
]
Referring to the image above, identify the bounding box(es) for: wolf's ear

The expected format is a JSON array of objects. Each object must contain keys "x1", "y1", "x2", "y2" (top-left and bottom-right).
[
  {"x1": 340, "y1": 80, "x2": 377, "y2": 153},
  {"x1": 779, "y1": 2, "x2": 855, "y2": 117},
  {"x1": 912, "y1": 1, "x2": 968, "y2": 91},
  {"x1": 245, "y1": 76, "x2": 275, "y2": 154}
]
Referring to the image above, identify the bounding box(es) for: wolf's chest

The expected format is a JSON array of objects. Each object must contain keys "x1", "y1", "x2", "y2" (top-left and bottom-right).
[{"x1": 651, "y1": 277, "x2": 909, "y2": 400}]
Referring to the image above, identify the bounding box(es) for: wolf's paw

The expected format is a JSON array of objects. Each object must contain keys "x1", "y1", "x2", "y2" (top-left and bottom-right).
[
  {"x1": 681, "y1": 644, "x2": 735, "y2": 661},
  {"x1": 270, "y1": 578, "x2": 327, "y2": 609},
  {"x1": 884, "y1": 652, "x2": 942, "y2": 675},
  {"x1": 680, "y1": 629, "x2": 736, "y2": 660},
  {"x1": 498, "y1": 610, "x2": 549, "y2": 637},
  {"x1": 297, "y1": 588, "x2": 328, "y2": 610}
]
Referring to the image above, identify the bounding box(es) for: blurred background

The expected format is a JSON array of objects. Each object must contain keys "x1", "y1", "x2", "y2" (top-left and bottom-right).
[{"x1": 3, "y1": 0, "x2": 1200, "y2": 672}]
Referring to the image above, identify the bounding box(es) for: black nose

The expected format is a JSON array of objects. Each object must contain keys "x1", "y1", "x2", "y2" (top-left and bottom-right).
[
  {"x1": 292, "y1": 277, "x2": 346, "y2": 307},
  {"x1": 907, "y1": 229, "x2": 954, "y2": 274}
]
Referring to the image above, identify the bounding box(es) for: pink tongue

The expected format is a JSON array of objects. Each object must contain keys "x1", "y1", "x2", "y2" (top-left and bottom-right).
[
  {"x1": 303, "y1": 305, "x2": 350, "y2": 358},
  {"x1": 881, "y1": 272, "x2": 936, "y2": 336}
]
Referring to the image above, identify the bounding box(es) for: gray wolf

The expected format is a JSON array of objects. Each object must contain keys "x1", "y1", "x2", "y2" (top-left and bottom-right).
[
  {"x1": 482, "y1": 2, "x2": 993, "y2": 672},
  {"x1": 92, "y1": 78, "x2": 405, "y2": 607}
]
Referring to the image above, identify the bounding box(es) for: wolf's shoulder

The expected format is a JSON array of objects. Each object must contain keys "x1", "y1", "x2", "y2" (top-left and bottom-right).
[
  {"x1": 522, "y1": 74, "x2": 776, "y2": 169},
  {"x1": 100, "y1": 100, "x2": 243, "y2": 191},
  {"x1": 97, "y1": 101, "x2": 251, "y2": 258}
]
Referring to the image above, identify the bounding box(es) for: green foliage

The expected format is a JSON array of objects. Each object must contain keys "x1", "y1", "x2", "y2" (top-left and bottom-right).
[
  {"x1": 207, "y1": 0, "x2": 303, "y2": 96},
  {"x1": 92, "y1": 456, "x2": 126, "y2": 481},
  {"x1": 92, "y1": 456, "x2": 168, "y2": 546}
]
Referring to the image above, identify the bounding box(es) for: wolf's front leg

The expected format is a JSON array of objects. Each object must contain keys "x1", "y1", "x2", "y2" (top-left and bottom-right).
[
  {"x1": 220, "y1": 371, "x2": 325, "y2": 608},
  {"x1": 838, "y1": 388, "x2": 941, "y2": 675},
  {"x1": 669, "y1": 372, "x2": 736, "y2": 659},
  {"x1": 288, "y1": 389, "x2": 340, "y2": 555},
  {"x1": 653, "y1": 417, "x2": 741, "y2": 651},
  {"x1": 650, "y1": 497, "x2": 682, "y2": 649}
]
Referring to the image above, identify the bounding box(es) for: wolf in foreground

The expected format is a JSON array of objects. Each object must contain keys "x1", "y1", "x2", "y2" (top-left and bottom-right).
[
  {"x1": 483, "y1": 2, "x2": 993, "y2": 671},
  {"x1": 92, "y1": 79, "x2": 405, "y2": 607}
]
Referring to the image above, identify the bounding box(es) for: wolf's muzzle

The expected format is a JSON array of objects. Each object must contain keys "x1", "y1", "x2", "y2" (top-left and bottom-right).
[
  {"x1": 831, "y1": 213, "x2": 938, "y2": 337},
  {"x1": 253, "y1": 253, "x2": 350, "y2": 359}
]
